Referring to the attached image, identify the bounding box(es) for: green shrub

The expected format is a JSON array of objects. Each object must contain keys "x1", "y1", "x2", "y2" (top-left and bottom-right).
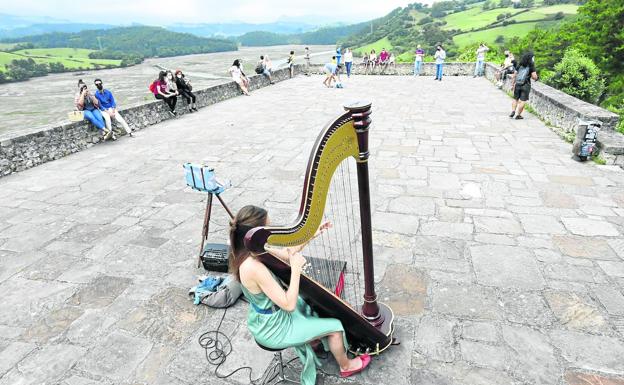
[{"x1": 547, "y1": 48, "x2": 605, "y2": 104}]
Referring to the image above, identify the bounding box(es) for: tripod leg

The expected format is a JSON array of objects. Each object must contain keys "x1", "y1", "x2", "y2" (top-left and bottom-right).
[
  {"x1": 198, "y1": 193, "x2": 213, "y2": 268},
  {"x1": 216, "y1": 194, "x2": 234, "y2": 219}
]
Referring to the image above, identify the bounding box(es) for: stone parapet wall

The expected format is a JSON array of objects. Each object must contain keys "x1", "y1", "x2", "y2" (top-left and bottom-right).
[
  {"x1": 0, "y1": 66, "x2": 300, "y2": 177},
  {"x1": 483, "y1": 63, "x2": 623, "y2": 166},
  {"x1": 483, "y1": 63, "x2": 619, "y2": 133},
  {"x1": 308, "y1": 62, "x2": 476, "y2": 77}
]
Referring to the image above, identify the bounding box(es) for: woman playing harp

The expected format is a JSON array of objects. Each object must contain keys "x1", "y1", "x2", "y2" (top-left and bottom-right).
[{"x1": 229, "y1": 205, "x2": 371, "y2": 385}]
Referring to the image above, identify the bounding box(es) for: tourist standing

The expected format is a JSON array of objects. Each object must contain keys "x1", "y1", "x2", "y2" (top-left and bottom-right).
[
  {"x1": 434, "y1": 45, "x2": 446, "y2": 81},
  {"x1": 152, "y1": 71, "x2": 178, "y2": 116},
  {"x1": 344, "y1": 48, "x2": 353, "y2": 78},
  {"x1": 304, "y1": 47, "x2": 311, "y2": 76},
  {"x1": 510, "y1": 51, "x2": 538, "y2": 120},
  {"x1": 230, "y1": 59, "x2": 250, "y2": 96},
  {"x1": 336, "y1": 48, "x2": 342, "y2": 66},
  {"x1": 414, "y1": 45, "x2": 424, "y2": 76},
  {"x1": 75, "y1": 79, "x2": 112, "y2": 140},
  {"x1": 474, "y1": 43, "x2": 489, "y2": 77},
  {"x1": 287, "y1": 51, "x2": 295, "y2": 78},
  {"x1": 175, "y1": 70, "x2": 198, "y2": 112},
  {"x1": 94, "y1": 78, "x2": 134, "y2": 137}
]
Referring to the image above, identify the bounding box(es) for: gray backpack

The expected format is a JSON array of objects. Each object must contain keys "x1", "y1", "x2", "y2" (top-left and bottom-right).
[{"x1": 515, "y1": 66, "x2": 530, "y2": 86}]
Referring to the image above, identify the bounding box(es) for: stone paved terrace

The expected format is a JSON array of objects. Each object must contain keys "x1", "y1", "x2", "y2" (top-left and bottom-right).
[{"x1": 1, "y1": 75, "x2": 624, "y2": 385}]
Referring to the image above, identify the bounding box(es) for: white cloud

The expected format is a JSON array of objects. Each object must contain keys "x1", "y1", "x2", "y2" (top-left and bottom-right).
[{"x1": 1, "y1": 0, "x2": 437, "y2": 24}]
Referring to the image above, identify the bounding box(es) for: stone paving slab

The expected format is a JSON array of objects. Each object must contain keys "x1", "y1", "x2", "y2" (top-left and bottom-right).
[{"x1": 1, "y1": 75, "x2": 624, "y2": 384}]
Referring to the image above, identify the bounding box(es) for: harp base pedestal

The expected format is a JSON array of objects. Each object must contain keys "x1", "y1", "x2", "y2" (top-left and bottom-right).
[
  {"x1": 351, "y1": 302, "x2": 395, "y2": 356},
  {"x1": 361, "y1": 302, "x2": 394, "y2": 338}
]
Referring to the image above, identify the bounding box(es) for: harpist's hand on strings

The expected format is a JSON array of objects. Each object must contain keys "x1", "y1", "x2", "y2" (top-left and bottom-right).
[
  {"x1": 314, "y1": 221, "x2": 333, "y2": 238},
  {"x1": 289, "y1": 250, "x2": 307, "y2": 273}
]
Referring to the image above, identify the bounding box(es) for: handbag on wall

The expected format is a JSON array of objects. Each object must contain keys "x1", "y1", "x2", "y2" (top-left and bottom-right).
[{"x1": 67, "y1": 110, "x2": 84, "y2": 122}]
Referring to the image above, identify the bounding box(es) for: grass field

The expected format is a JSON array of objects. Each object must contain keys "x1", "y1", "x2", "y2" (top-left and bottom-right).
[
  {"x1": 13, "y1": 48, "x2": 96, "y2": 59},
  {"x1": 452, "y1": 20, "x2": 557, "y2": 47},
  {"x1": 443, "y1": 7, "x2": 518, "y2": 30},
  {"x1": 510, "y1": 4, "x2": 578, "y2": 22},
  {"x1": 0, "y1": 52, "x2": 23, "y2": 67},
  {"x1": 0, "y1": 47, "x2": 122, "y2": 72},
  {"x1": 352, "y1": 37, "x2": 393, "y2": 55}
]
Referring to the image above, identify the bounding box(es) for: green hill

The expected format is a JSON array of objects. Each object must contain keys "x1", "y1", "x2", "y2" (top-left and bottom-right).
[
  {"x1": 338, "y1": 0, "x2": 581, "y2": 62},
  {"x1": 2, "y1": 26, "x2": 237, "y2": 58},
  {"x1": 236, "y1": 22, "x2": 369, "y2": 46}
]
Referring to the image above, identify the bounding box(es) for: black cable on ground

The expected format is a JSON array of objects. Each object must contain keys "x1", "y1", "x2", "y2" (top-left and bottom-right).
[{"x1": 198, "y1": 308, "x2": 280, "y2": 384}]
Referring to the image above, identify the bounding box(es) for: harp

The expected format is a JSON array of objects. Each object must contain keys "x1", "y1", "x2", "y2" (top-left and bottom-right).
[{"x1": 245, "y1": 101, "x2": 396, "y2": 355}]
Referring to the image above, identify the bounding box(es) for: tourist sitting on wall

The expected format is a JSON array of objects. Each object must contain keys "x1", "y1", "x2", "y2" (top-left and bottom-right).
[
  {"x1": 230, "y1": 59, "x2": 250, "y2": 96},
  {"x1": 495, "y1": 51, "x2": 516, "y2": 88},
  {"x1": 151, "y1": 71, "x2": 178, "y2": 116},
  {"x1": 378, "y1": 48, "x2": 390, "y2": 74},
  {"x1": 255, "y1": 56, "x2": 274, "y2": 84},
  {"x1": 361, "y1": 52, "x2": 369, "y2": 71},
  {"x1": 175, "y1": 70, "x2": 198, "y2": 112},
  {"x1": 75, "y1": 79, "x2": 113, "y2": 141},
  {"x1": 94, "y1": 78, "x2": 134, "y2": 137},
  {"x1": 387, "y1": 52, "x2": 396, "y2": 73},
  {"x1": 367, "y1": 50, "x2": 377, "y2": 75},
  {"x1": 165, "y1": 71, "x2": 179, "y2": 97},
  {"x1": 323, "y1": 59, "x2": 339, "y2": 88}
]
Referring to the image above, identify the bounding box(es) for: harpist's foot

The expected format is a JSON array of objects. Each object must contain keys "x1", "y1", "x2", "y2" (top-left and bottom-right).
[{"x1": 340, "y1": 354, "x2": 371, "y2": 378}]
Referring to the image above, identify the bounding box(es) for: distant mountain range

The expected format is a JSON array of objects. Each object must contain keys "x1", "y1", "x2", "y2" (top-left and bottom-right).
[{"x1": 0, "y1": 13, "x2": 352, "y2": 39}]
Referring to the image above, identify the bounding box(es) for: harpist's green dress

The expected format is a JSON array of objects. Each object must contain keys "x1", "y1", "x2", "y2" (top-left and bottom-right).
[{"x1": 241, "y1": 284, "x2": 348, "y2": 385}]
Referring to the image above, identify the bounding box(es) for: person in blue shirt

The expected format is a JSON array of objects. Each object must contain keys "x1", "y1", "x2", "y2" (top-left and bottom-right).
[
  {"x1": 336, "y1": 48, "x2": 342, "y2": 66},
  {"x1": 94, "y1": 79, "x2": 134, "y2": 137},
  {"x1": 323, "y1": 58, "x2": 339, "y2": 88}
]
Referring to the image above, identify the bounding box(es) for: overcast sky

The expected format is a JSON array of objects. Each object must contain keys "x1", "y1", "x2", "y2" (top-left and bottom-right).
[{"x1": 1, "y1": 0, "x2": 436, "y2": 24}]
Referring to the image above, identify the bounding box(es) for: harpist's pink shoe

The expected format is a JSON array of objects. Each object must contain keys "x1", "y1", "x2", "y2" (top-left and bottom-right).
[{"x1": 340, "y1": 354, "x2": 371, "y2": 378}]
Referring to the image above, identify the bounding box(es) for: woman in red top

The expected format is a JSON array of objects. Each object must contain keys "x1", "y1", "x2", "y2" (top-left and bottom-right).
[{"x1": 153, "y1": 71, "x2": 178, "y2": 116}]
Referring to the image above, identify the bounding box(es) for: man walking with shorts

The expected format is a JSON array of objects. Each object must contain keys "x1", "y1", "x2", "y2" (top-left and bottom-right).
[{"x1": 510, "y1": 51, "x2": 538, "y2": 120}]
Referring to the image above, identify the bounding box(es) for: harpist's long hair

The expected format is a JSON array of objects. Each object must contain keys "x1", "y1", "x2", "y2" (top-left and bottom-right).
[{"x1": 228, "y1": 205, "x2": 268, "y2": 281}]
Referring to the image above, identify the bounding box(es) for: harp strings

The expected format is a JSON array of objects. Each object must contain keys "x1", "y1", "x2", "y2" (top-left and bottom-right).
[{"x1": 305, "y1": 157, "x2": 363, "y2": 310}]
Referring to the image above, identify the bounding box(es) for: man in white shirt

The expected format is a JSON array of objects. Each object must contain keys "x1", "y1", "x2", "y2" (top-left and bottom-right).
[{"x1": 474, "y1": 43, "x2": 489, "y2": 77}]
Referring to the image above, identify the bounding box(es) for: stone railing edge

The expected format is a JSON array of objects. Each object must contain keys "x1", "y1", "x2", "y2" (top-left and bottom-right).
[{"x1": 0, "y1": 66, "x2": 302, "y2": 177}]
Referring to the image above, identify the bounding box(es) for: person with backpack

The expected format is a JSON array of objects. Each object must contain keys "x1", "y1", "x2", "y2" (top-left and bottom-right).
[
  {"x1": 434, "y1": 45, "x2": 446, "y2": 81},
  {"x1": 255, "y1": 55, "x2": 274, "y2": 84},
  {"x1": 150, "y1": 71, "x2": 178, "y2": 116},
  {"x1": 510, "y1": 51, "x2": 538, "y2": 120},
  {"x1": 94, "y1": 78, "x2": 134, "y2": 137},
  {"x1": 175, "y1": 70, "x2": 197, "y2": 112}
]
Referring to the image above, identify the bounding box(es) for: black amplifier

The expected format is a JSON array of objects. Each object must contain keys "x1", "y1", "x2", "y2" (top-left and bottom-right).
[{"x1": 200, "y1": 243, "x2": 229, "y2": 272}]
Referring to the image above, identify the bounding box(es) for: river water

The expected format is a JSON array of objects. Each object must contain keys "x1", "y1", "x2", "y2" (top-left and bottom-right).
[{"x1": 0, "y1": 45, "x2": 334, "y2": 137}]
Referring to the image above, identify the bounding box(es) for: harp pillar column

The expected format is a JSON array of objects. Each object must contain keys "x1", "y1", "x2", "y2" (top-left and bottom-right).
[{"x1": 344, "y1": 101, "x2": 385, "y2": 327}]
